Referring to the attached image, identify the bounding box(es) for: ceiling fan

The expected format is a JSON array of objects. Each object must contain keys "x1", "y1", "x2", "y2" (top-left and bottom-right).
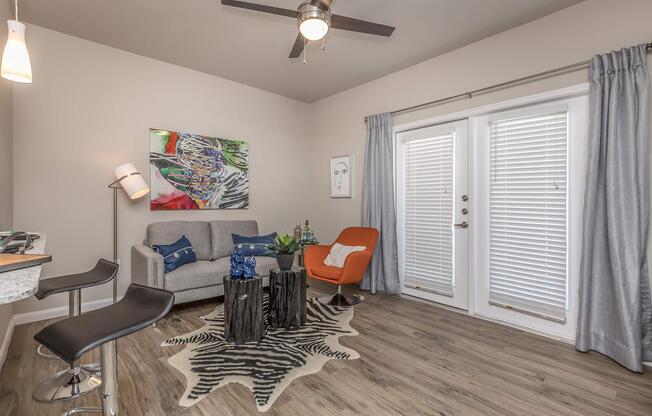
[{"x1": 221, "y1": 0, "x2": 395, "y2": 59}]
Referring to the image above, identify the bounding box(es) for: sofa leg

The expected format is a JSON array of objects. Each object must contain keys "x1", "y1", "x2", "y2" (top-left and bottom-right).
[{"x1": 317, "y1": 285, "x2": 362, "y2": 307}]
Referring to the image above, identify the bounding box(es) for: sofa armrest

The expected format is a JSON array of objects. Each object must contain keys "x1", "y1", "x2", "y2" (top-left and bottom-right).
[
  {"x1": 339, "y1": 251, "x2": 373, "y2": 285},
  {"x1": 131, "y1": 244, "x2": 165, "y2": 289}
]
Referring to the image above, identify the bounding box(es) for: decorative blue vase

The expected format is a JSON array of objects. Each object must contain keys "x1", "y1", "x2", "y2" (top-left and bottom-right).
[
  {"x1": 230, "y1": 247, "x2": 245, "y2": 279},
  {"x1": 244, "y1": 254, "x2": 256, "y2": 279}
]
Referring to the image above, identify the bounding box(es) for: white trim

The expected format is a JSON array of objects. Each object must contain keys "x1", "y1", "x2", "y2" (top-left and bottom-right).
[
  {"x1": 13, "y1": 297, "x2": 116, "y2": 326},
  {"x1": 393, "y1": 83, "x2": 590, "y2": 134},
  {"x1": 0, "y1": 314, "x2": 16, "y2": 372}
]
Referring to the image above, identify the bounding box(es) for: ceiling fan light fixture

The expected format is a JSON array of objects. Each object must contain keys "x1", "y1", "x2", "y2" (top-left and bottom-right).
[{"x1": 297, "y1": 2, "x2": 330, "y2": 41}]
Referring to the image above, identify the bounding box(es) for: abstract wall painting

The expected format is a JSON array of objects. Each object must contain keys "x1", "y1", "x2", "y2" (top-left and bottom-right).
[
  {"x1": 330, "y1": 154, "x2": 352, "y2": 198},
  {"x1": 149, "y1": 129, "x2": 249, "y2": 210}
]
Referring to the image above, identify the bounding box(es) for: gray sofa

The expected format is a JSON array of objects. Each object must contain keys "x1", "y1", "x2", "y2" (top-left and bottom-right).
[{"x1": 131, "y1": 220, "x2": 276, "y2": 304}]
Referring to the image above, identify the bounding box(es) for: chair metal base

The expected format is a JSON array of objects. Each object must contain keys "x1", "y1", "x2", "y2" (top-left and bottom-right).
[
  {"x1": 32, "y1": 366, "x2": 101, "y2": 402},
  {"x1": 317, "y1": 292, "x2": 362, "y2": 307}
]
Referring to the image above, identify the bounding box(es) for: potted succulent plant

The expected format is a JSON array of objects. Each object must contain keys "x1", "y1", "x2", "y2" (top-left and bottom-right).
[{"x1": 266, "y1": 234, "x2": 298, "y2": 270}]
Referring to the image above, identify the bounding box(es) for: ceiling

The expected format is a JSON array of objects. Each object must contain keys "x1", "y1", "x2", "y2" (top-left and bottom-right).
[{"x1": 18, "y1": 0, "x2": 584, "y2": 102}]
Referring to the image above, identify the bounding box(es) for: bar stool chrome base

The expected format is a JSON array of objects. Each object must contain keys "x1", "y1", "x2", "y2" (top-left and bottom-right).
[
  {"x1": 32, "y1": 366, "x2": 101, "y2": 402},
  {"x1": 57, "y1": 341, "x2": 119, "y2": 416}
]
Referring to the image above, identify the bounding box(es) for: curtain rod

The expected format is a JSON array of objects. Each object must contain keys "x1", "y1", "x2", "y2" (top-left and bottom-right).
[{"x1": 365, "y1": 42, "x2": 652, "y2": 121}]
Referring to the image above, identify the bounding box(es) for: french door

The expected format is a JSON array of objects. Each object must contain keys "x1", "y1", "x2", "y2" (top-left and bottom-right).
[
  {"x1": 395, "y1": 87, "x2": 588, "y2": 340},
  {"x1": 396, "y1": 120, "x2": 469, "y2": 310}
]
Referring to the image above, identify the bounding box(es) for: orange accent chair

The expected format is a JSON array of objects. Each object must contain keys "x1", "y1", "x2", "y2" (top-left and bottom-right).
[{"x1": 304, "y1": 227, "x2": 379, "y2": 306}]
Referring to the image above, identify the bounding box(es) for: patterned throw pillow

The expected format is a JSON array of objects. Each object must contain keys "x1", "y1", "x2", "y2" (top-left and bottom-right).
[
  {"x1": 233, "y1": 242, "x2": 270, "y2": 257},
  {"x1": 153, "y1": 235, "x2": 197, "y2": 273},
  {"x1": 232, "y1": 232, "x2": 277, "y2": 257}
]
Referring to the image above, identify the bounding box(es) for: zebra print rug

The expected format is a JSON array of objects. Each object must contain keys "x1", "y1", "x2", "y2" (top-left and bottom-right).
[{"x1": 162, "y1": 296, "x2": 360, "y2": 412}]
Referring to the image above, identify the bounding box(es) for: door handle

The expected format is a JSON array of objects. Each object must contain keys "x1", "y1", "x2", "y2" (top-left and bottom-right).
[{"x1": 453, "y1": 222, "x2": 469, "y2": 229}]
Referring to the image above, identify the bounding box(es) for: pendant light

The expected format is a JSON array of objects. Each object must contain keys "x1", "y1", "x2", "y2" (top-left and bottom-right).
[{"x1": 1, "y1": 0, "x2": 32, "y2": 83}]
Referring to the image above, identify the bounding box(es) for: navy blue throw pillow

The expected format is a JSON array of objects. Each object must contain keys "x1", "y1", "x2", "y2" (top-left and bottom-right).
[
  {"x1": 234, "y1": 242, "x2": 271, "y2": 257},
  {"x1": 153, "y1": 235, "x2": 197, "y2": 273},
  {"x1": 232, "y1": 232, "x2": 277, "y2": 257}
]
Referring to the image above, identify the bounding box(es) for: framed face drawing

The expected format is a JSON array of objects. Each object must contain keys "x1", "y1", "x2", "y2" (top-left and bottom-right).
[{"x1": 330, "y1": 154, "x2": 352, "y2": 198}]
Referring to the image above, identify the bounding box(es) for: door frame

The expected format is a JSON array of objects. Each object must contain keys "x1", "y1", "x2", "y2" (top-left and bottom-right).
[
  {"x1": 395, "y1": 119, "x2": 469, "y2": 310},
  {"x1": 393, "y1": 83, "x2": 589, "y2": 342}
]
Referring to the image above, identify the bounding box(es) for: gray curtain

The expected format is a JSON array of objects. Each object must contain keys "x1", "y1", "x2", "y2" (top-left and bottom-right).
[
  {"x1": 361, "y1": 113, "x2": 400, "y2": 295},
  {"x1": 576, "y1": 44, "x2": 652, "y2": 372}
]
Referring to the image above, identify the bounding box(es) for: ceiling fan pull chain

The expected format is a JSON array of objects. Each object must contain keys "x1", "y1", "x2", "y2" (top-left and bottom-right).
[
  {"x1": 321, "y1": 36, "x2": 326, "y2": 51},
  {"x1": 303, "y1": 39, "x2": 308, "y2": 64}
]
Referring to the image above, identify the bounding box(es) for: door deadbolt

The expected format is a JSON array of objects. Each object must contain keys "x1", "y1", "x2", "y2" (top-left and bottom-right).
[
  {"x1": 454, "y1": 222, "x2": 469, "y2": 229},
  {"x1": 461, "y1": 195, "x2": 469, "y2": 202},
  {"x1": 461, "y1": 208, "x2": 469, "y2": 215}
]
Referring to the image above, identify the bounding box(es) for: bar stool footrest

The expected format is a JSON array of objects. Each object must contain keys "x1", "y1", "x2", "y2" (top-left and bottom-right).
[{"x1": 61, "y1": 407, "x2": 101, "y2": 415}]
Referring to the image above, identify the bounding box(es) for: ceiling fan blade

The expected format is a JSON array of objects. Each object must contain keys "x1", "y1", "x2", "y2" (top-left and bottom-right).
[
  {"x1": 331, "y1": 14, "x2": 395, "y2": 37},
  {"x1": 289, "y1": 34, "x2": 306, "y2": 59},
  {"x1": 221, "y1": 0, "x2": 298, "y2": 19}
]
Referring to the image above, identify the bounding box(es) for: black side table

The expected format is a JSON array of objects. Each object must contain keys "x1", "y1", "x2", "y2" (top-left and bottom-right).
[
  {"x1": 223, "y1": 275, "x2": 264, "y2": 344},
  {"x1": 268, "y1": 267, "x2": 307, "y2": 329}
]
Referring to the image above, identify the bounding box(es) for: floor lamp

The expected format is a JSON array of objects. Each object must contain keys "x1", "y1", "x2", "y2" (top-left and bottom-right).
[{"x1": 108, "y1": 163, "x2": 149, "y2": 303}]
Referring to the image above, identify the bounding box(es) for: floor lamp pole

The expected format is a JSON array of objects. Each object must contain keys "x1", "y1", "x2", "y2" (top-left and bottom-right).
[
  {"x1": 113, "y1": 186, "x2": 118, "y2": 303},
  {"x1": 109, "y1": 163, "x2": 149, "y2": 305}
]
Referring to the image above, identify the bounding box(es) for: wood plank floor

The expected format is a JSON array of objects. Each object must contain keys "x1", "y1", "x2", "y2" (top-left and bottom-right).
[{"x1": 1, "y1": 279, "x2": 651, "y2": 416}]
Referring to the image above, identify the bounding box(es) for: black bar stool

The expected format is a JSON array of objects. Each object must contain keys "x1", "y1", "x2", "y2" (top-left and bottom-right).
[
  {"x1": 34, "y1": 283, "x2": 174, "y2": 416},
  {"x1": 32, "y1": 259, "x2": 119, "y2": 402}
]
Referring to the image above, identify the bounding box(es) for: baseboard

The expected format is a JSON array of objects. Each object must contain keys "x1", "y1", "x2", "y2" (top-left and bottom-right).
[
  {"x1": 13, "y1": 297, "x2": 115, "y2": 326},
  {"x1": 645, "y1": 362, "x2": 652, "y2": 369},
  {"x1": 0, "y1": 314, "x2": 16, "y2": 372}
]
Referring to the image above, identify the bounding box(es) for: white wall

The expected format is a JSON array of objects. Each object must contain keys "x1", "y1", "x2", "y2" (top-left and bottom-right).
[
  {"x1": 304, "y1": 0, "x2": 652, "y2": 360},
  {"x1": 0, "y1": 0, "x2": 14, "y2": 366},
  {"x1": 0, "y1": 1, "x2": 12, "y2": 230},
  {"x1": 306, "y1": 0, "x2": 652, "y2": 244},
  {"x1": 7, "y1": 0, "x2": 652, "y2": 329},
  {"x1": 12, "y1": 25, "x2": 311, "y2": 315}
]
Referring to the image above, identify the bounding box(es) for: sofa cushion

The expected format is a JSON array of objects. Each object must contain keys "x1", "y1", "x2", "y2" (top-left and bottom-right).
[
  {"x1": 147, "y1": 221, "x2": 212, "y2": 261},
  {"x1": 165, "y1": 256, "x2": 278, "y2": 293},
  {"x1": 164, "y1": 260, "x2": 227, "y2": 292},
  {"x1": 209, "y1": 220, "x2": 259, "y2": 259},
  {"x1": 215, "y1": 256, "x2": 277, "y2": 278},
  {"x1": 309, "y1": 264, "x2": 342, "y2": 281},
  {"x1": 254, "y1": 256, "x2": 278, "y2": 277}
]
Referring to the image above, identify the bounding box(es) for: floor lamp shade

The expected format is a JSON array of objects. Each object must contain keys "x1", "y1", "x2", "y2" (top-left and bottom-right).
[
  {"x1": 114, "y1": 163, "x2": 149, "y2": 199},
  {"x1": 1, "y1": 20, "x2": 32, "y2": 83}
]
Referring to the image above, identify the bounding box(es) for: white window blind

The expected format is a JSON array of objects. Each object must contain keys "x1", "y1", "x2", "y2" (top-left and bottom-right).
[
  {"x1": 489, "y1": 111, "x2": 568, "y2": 323},
  {"x1": 403, "y1": 133, "x2": 455, "y2": 296}
]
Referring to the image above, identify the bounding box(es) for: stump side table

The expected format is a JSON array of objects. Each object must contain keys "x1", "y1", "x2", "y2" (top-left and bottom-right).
[
  {"x1": 268, "y1": 267, "x2": 307, "y2": 329},
  {"x1": 223, "y1": 275, "x2": 264, "y2": 344}
]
